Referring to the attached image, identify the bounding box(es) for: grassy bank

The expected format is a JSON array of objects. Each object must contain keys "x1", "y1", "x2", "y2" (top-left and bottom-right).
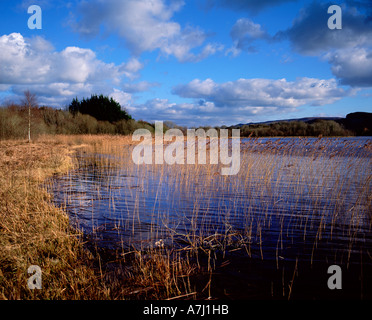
[
  {"x1": 0, "y1": 135, "x2": 196, "y2": 299},
  {"x1": 0, "y1": 138, "x2": 103, "y2": 299}
]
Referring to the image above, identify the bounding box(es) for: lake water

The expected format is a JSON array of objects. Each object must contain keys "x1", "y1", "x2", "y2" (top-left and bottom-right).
[{"x1": 48, "y1": 137, "x2": 372, "y2": 299}]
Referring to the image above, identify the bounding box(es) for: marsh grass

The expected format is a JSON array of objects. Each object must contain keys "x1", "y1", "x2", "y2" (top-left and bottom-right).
[
  {"x1": 0, "y1": 136, "x2": 199, "y2": 299},
  {"x1": 46, "y1": 134, "x2": 372, "y2": 299},
  {"x1": 2, "y1": 134, "x2": 370, "y2": 299},
  {"x1": 0, "y1": 139, "x2": 99, "y2": 299}
]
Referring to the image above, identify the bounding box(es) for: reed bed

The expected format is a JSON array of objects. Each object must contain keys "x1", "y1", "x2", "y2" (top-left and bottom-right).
[
  {"x1": 1, "y1": 134, "x2": 370, "y2": 299},
  {"x1": 0, "y1": 139, "x2": 99, "y2": 299},
  {"x1": 0, "y1": 136, "x2": 197, "y2": 299},
  {"x1": 46, "y1": 134, "x2": 372, "y2": 299}
]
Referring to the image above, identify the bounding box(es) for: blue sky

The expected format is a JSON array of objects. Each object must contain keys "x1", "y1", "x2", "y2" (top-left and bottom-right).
[{"x1": 0, "y1": 0, "x2": 371, "y2": 126}]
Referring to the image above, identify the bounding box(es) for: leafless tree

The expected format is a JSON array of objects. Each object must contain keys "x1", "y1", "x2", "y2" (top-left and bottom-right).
[{"x1": 21, "y1": 90, "x2": 37, "y2": 143}]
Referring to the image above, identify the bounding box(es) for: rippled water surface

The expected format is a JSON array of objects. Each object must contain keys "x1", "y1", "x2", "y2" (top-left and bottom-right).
[{"x1": 49, "y1": 137, "x2": 372, "y2": 298}]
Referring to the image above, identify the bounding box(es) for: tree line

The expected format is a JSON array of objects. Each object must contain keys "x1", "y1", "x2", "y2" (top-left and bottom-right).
[
  {"x1": 0, "y1": 92, "x2": 370, "y2": 140},
  {"x1": 0, "y1": 94, "x2": 156, "y2": 140},
  {"x1": 229, "y1": 119, "x2": 351, "y2": 137},
  {"x1": 224, "y1": 112, "x2": 371, "y2": 137}
]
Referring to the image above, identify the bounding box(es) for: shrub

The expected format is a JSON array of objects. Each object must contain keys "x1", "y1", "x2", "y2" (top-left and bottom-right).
[
  {"x1": 0, "y1": 108, "x2": 25, "y2": 139},
  {"x1": 115, "y1": 119, "x2": 138, "y2": 135},
  {"x1": 97, "y1": 121, "x2": 116, "y2": 134}
]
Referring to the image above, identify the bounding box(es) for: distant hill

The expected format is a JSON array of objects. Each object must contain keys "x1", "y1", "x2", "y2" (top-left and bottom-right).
[
  {"x1": 236, "y1": 116, "x2": 343, "y2": 127},
  {"x1": 229, "y1": 112, "x2": 372, "y2": 137},
  {"x1": 339, "y1": 112, "x2": 372, "y2": 136}
]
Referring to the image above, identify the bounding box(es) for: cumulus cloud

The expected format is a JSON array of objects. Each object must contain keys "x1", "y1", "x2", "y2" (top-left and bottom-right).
[
  {"x1": 326, "y1": 47, "x2": 372, "y2": 87},
  {"x1": 231, "y1": 19, "x2": 270, "y2": 43},
  {"x1": 130, "y1": 96, "x2": 293, "y2": 127},
  {"x1": 0, "y1": 33, "x2": 140, "y2": 106},
  {"x1": 109, "y1": 88, "x2": 132, "y2": 108},
  {"x1": 280, "y1": 2, "x2": 372, "y2": 56},
  {"x1": 278, "y1": 1, "x2": 372, "y2": 87},
  {"x1": 227, "y1": 18, "x2": 271, "y2": 55},
  {"x1": 119, "y1": 57, "x2": 144, "y2": 81},
  {"x1": 172, "y1": 77, "x2": 352, "y2": 109},
  {"x1": 173, "y1": 78, "x2": 216, "y2": 98},
  {"x1": 129, "y1": 98, "x2": 223, "y2": 125},
  {"x1": 125, "y1": 77, "x2": 353, "y2": 126},
  {"x1": 70, "y1": 0, "x2": 222, "y2": 62}
]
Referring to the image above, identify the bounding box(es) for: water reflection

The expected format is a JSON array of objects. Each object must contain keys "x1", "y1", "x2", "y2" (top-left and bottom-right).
[{"x1": 48, "y1": 137, "x2": 372, "y2": 297}]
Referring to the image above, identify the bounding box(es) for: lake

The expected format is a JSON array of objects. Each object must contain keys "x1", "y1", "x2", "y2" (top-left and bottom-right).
[{"x1": 48, "y1": 137, "x2": 372, "y2": 299}]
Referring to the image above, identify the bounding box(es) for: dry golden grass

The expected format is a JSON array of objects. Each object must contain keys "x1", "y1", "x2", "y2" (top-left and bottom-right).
[
  {"x1": 0, "y1": 139, "x2": 100, "y2": 299},
  {"x1": 0, "y1": 135, "x2": 198, "y2": 300}
]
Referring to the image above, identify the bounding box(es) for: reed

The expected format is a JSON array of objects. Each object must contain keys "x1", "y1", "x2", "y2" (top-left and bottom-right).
[
  {"x1": 0, "y1": 136, "x2": 197, "y2": 299},
  {"x1": 48, "y1": 134, "x2": 371, "y2": 298},
  {"x1": 1, "y1": 134, "x2": 370, "y2": 299},
  {"x1": 0, "y1": 139, "x2": 99, "y2": 299}
]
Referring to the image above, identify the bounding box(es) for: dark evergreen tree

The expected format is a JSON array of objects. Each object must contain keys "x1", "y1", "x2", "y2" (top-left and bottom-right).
[{"x1": 68, "y1": 94, "x2": 132, "y2": 123}]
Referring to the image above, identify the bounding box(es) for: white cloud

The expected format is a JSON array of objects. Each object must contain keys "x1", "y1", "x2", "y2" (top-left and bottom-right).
[
  {"x1": 172, "y1": 77, "x2": 352, "y2": 109},
  {"x1": 109, "y1": 89, "x2": 132, "y2": 109},
  {"x1": 130, "y1": 98, "x2": 219, "y2": 124},
  {"x1": 58, "y1": 46, "x2": 99, "y2": 83},
  {"x1": 282, "y1": 2, "x2": 372, "y2": 56},
  {"x1": 118, "y1": 57, "x2": 144, "y2": 81},
  {"x1": 173, "y1": 78, "x2": 216, "y2": 97},
  {"x1": 0, "y1": 33, "x2": 142, "y2": 106},
  {"x1": 145, "y1": 98, "x2": 176, "y2": 110},
  {"x1": 225, "y1": 18, "x2": 272, "y2": 56},
  {"x1": 326, "y1": 47, "x2": 372, "y2": 87},
  {"x1": 129, "y1": 76, "x2": 353, "y2": 127},
  {"x1": 231, "y1": 18, "x2": 270, "y2": 44},
  {"x1": 0, "y1": 33, "x2": 142, "y2": 85},
  {"x1": 71, "y1": 0, "x2": 221, "y2": 62},
  {"x1": 277, "y1": 2, "x2": 372, "y2": 88},
  {"x1": 129, "y1": 96, "x2": 282, "y2": 127}
]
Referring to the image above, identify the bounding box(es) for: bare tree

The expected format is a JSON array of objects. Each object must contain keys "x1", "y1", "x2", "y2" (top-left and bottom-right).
[{"x1": 21, "y1": 91, "x2": 37, "y2": 143}]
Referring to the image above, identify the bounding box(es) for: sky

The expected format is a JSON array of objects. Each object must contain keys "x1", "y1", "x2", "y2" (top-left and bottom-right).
[{"x1": 0, "y1": 0, "x2": 371, "y2": 127}]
